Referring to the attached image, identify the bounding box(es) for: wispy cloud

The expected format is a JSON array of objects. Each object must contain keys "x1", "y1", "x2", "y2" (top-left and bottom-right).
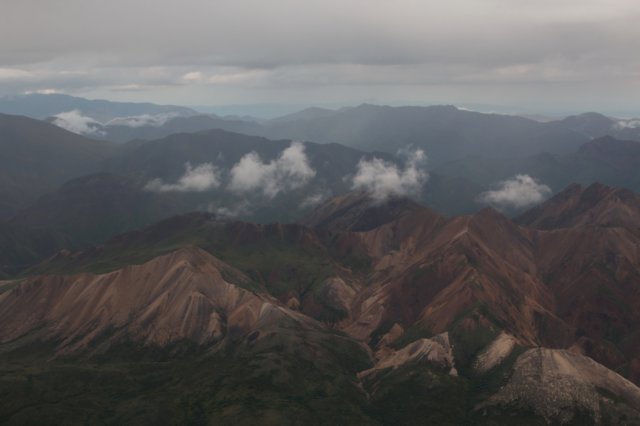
[
  {"x1": 105, "y1": 112, "x2": 181, "y2": 128},
  {"x1": 228, "y1": 142, "x2": 316, "y2": 198},
  {"x1": 477, "y1": 174, "x2": 551, "y2": 208},
  {"x1": 351, "y1": 148, "x2": 428, "y2": 202},
  {"x1": 207, "y1": 200, "x2": 252, "y2": 219},
  {"x1": 145, "y1": 162, "x2": 221, "y2": 192},
  {"x1": 51, "y1": 110, "x2": 105, "y2": 136},
  {"x1": 299, "y1": 190, "x2": 332, "y2": 209}
]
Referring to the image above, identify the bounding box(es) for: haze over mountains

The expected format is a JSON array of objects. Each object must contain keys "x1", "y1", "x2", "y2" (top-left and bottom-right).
[
  {"x1": 1, "y1": 95, "x2": 640, "y2": 267},
  {"x1": 1, "y1": 94, "x2": 640, "y2": 424}
]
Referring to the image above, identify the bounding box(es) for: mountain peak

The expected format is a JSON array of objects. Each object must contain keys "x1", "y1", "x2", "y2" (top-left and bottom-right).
[
  {"x1": 517, "y1": 182, "x2": 640, "y2": 231},
  {"x1": 302, "y1": 191, "x2": 427, "y2": 232}
]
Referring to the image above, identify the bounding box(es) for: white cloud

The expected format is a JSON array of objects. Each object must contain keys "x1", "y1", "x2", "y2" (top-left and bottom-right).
[
  {"x1": 228, "y1": 142, "x2": 316, "y2": 198},
  {"x1": 351, "y1": 148, "x2": 428, "y2": 202},
  {"x1": 208, "y1": 200, "x2": 252, "y2": 219},
  {"x1": 478, "y1": 174, "x2": 551, "y2": 208},
  {"x1": 299, "y1": 190, "x2": 332, "y2": 209},
  {"x1": 182, "y1": 71, "x2": 204, "y2": 83},
  {"x1": 145, "y1": 162, "x2": 220, "y2": 192},
  {"x1": 105, "y1": 112, "x2": 180, "y2": 128},
  {"x1": 51, "y1": 110, "x2": 105, "y2": 136},
  {"x1": 614, "y1": 119, "x2": 640, "y2": 130},
  {"x1": 24, "y1": 88, "x2": 60, "y2": 95}
]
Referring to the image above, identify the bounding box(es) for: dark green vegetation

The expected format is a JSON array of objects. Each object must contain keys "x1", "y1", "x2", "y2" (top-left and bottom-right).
[
  {"x1": 0, "y1": 220, "x2": 72, "y2": 278},
  {"x1": 24, "y1": 212, "x2": 369, "y2": 309},
  {"x1": 0, "y1": 325, "x2": 558, "y2": 425},
  {"x1": 0, "y1": 325, "x2": 375, "y2": 426}
]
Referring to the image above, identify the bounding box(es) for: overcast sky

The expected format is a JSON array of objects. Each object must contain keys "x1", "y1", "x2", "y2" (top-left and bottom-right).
[{"x1": 1, "y1": 0, "x2": 639, "y2": 114}]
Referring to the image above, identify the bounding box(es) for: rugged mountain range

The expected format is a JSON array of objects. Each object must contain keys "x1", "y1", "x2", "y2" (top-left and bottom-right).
[{"x1": 2, "y1": 182, "x2": 640, "y2": 424}]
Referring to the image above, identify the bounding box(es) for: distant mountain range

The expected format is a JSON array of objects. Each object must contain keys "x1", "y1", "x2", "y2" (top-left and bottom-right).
[
  {"x1": 49, "y1": 103, "x2": 593, "y2": 165},
  {"x1": 560, "y1": 112, "x2": 640, "y2": 141},
  {"x1": 0, "y1": 93, "x2": 197, "y2": 121},
  {"x1": 3, "y1": 107, "x2": 640, "y2": 251}
]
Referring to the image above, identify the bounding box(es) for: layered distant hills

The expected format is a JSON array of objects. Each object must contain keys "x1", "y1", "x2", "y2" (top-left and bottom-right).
[
  {"x1": 0, "y1": 113, "x2": 116, "y2": 217},
  {"x1": 2, "y1": 99, "x2": 640, "y2": 268}
]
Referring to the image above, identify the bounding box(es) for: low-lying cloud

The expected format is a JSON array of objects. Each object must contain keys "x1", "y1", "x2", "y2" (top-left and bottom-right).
[
  {"x1": 52, "y1": 110, "x2": 105, "y2": 136},
  {"x1": 299, "y1": 190, "x2": 332, "y2": 209},
  {"x1": 145, "y1": 162, "x2": 220, "y2": 192},
  {"x1": 478, "y1": 174, "x2": 551, "y2": 209},
  {"x1": 351, "y1": 148, "x2": 428, "y2": 202},
  {"x1": 614, "y1": 119, "x2": 640, "y2": 130},
  {"x1": 228, "y1": 142, "x2": 316, "y2": 198},
  {"x1": 208, "y1": 200, "x2": 252, "y2": 219},
  {"x1": 52, "y1": 111, "x2": 187, "y2": 135},
  {"x1": 106, "y1": 112, "x2": 181, "y2": 128}
]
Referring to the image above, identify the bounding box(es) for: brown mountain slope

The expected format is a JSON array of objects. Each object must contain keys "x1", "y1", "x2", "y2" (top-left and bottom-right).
[
  {"x1": 301, "y1": 191, "x2": 426, "y2": 232},
  {"x1": 343, "y1": 207, "x2": 565, "y2": 348},
  {"x1": 516, "y1": 182, "x2": 640, "y2": 232},
  {"x1": 299, "y1": 188, "x2": 640, "y2": 385},
  {"x1": 515, "y1": 183, "x2": 640, "y2": 383},
  {"x1": 0, "y1": 247, "x2": 315, "y2": 354}
]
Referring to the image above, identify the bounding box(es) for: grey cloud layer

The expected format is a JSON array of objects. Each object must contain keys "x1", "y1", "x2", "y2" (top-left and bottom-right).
[{"x1": 3, "y1": 0, "x2": 639, "y2": 109}]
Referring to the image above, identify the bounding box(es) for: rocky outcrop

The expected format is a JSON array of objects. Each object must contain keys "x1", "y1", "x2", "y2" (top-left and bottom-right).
[
  {"x1": 359, "y1": 332, "x2": 457, "y2": 379},
  {"x1": 479, "y1": 348, "x2": 640, "y2": 424},
  {"x1": 473, "y1": 332, "x2": 517, "y2": 374}
]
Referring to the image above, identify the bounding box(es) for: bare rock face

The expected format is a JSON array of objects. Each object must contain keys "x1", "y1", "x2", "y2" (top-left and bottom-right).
[
  {"x1": 479, "y1": 348, "x2": 640, "y2": 424},
  {"x1": 0, "y1": 247, "x2": 303, "y2": 353},
  {"x1": 473, "y1": 332, "x2": 517, "y2": 374},
  {"x1": 359, "y1": 332, "x2": 457, "y2": 379},
  {"x1": 375, "y1": 323, "x2": 404, "y2": 350}
]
